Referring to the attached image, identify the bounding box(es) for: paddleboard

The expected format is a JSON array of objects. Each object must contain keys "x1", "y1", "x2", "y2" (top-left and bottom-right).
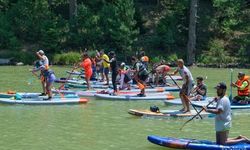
[
  {"x1": 0, "y1": 92, "x2": 40, "y2": 98},
  {"x1": 164, "y1": 97, "x2": 214, "y2": 105},
  {"x1": 128, "y1": 109, "x2": 209, "y2": 117},
  {"x1": 95, "y1": 93, "x2": 174, "y2": 100},
  {"x1": 148, "y1": 135, "x2": 250, "y2": 150},
  {"x1": 192, "y1": 100, "x2": 250, "y2": 109},
  {"x1": 0, "y1": 95, "x2": 88, "y2": 105}
]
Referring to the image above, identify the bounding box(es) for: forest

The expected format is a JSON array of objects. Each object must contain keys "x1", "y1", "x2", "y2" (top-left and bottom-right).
[{"x1": 0, "y1": 0, "x2": 249, "y2": 66}]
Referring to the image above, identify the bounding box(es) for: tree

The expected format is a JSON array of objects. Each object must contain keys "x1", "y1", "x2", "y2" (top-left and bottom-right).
[
  {"x1": 69, "y1": 0, "x2": 77, "y2": 22},
  {"x1": 187, "y1": 0, "x2": 198, "y2": 65},
  {"x1": 99, "y1": 0, "x2": 139, "y2": 58}
]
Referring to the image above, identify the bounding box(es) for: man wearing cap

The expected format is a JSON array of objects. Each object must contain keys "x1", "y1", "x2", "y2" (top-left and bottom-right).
[
  {"x1": 36, "y1": 50, "x2": 49, "y2": 96},
  {"x1": 204, "y1": 82, "x2": 250, "y2": 145},
  {"x1": 189, "y1": 77, "x2": 207, "y2": 101},
  {"x1": 231, "y1": 72, "x2": 249, "y2": 104},
  {"x1": 154, "y1": 64, "x2": 171, "y2": 86}
]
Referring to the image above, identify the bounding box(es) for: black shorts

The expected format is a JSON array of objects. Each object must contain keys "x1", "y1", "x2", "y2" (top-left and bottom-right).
[
  {"x1": 138, "y1": 74, "x2": 148, "y2": 82},
  {"x1": 124, "y1": 74, "x2": 131, "y2": 83}
]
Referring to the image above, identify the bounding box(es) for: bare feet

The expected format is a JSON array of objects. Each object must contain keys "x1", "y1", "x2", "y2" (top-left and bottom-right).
[{"x1": 240, "y1": 135, "x2": 250, "y2": 143}]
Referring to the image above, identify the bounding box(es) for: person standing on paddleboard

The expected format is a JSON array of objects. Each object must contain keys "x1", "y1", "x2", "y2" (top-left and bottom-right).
[
  {"x1": 75, "y1": 52, "x2": 93, "y2": 90},
  {"x1": 103, "y1": 51, "x2": 118, "y2": 95},
  {"x1": 170, "y1": 59, "x2": 194, "y2": 113},
  {"x1": 99, "y1": 50, "x2": 110, "y2": 85},
  {"x1": 131, "y1": 56, "x2": 149, "y2": 97},
  {"x1": 35, "y1": 50, "x2": 50, "y2": 96},
  {"x1": 203, "y1": 82, "x2": 250, "y2": 145}
]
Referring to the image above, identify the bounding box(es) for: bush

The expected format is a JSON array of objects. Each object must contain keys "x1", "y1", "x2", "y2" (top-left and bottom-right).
[
  {"x1": 0, "y1": 50, "x2": 34, "y2": 64},
  {"x1": 53, "y1": 52, "x2": 81, "y2": 65},
  {"x1": 199, "y1": 39, "x2": 232, "y2": 65}
]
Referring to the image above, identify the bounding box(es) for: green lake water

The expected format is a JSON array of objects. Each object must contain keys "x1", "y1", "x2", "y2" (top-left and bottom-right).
[{"x1": 0, "y1": 66, "x2": 250, "y2": 150}]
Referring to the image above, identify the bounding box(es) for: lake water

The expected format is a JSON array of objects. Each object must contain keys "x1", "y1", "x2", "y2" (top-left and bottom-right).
[
  {"x1": 0, "y1": 66, "x2": 249, "y2": 150},
  {"x1": 1, "y1": 98, "x2": 250, "y2": 150}
]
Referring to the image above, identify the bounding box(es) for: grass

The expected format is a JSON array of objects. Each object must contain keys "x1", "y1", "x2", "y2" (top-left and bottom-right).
[{"x1": 0, "y1": 66, "x2": 249, "y2": 97}]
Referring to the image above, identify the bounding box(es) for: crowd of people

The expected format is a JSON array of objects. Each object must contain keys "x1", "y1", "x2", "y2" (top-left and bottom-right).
[{"x1": 30, "y1": 49, "x2": 250, "y2": 145}]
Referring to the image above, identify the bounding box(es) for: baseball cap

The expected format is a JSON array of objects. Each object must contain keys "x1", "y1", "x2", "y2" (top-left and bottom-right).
[
  {"x1": 238, "y1": 72, "x2": 245, "y2": 76},
  {"x1": 120, "y1": 62, "x2": 125, "y2": 66},
  {"x1": 38, "y1": 50, "x2": 44, "y2": 55},
  {"x1": 214, "y1": 82, "x2": 227, "y2": 90}
]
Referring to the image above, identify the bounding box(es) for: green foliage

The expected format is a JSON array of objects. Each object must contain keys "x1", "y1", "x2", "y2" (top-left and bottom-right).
[
  {"x1": 0, "y1": 0, "x2": 250, "y2": 66},
  {"x1": 211, "y1": 0, "x2": 244, "y2": 36},
  {"x1": 150, "y1": 53, "x2": 178, "y2": 64},
  {"x1": 153, "y1": 1, "x2": 188, "y2": 53},
  {"x1": 99, "y1": 0, "x2": 139, "y2": 56},
  {"x1": 0, "y1": 13, "x2": 20, "y2": 50},
  {"x1": 53, "y1": 52, "x2": 81, "y2": 65},
  {"x1": 40, "y1": 16, "x2": 68, "y2": 53},
  {"x1": 199, "y1": 39, "x2": 233, "y2": 65},
  {"x1": 73, "y1": 4, "x2": 102, "y2": 48}
]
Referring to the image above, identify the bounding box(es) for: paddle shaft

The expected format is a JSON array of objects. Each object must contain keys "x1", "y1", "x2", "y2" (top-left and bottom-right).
[
  {"x1": 180, "y1": 99, "x2": 215, "y2": 130},
  {"x1": 168, "y1": 74, "x2": 203, "y2": 119},
  {"x1": 229, "y1": 69, "x2": 233, "y2": 101},
  {"x1": 58, "y1": 64, "x2": 77, "y2": 90}
]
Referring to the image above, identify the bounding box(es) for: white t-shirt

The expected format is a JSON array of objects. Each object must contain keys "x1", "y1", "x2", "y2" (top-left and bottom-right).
[
  {"x1": 178, "y1": 66, "x2": 193, "y2": 84},
  {"x1": 215, "y1": 96, "x2": 232, "y2": 132},
  {"x1": 41, "y1": 55, "x2": 49, "y2": 66}
]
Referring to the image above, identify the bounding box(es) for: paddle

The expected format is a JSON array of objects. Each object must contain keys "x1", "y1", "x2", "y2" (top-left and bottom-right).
[
  {"x1": 168, "y1": 74, "x2": 203, "y2": 119},
  {"x1": 180, "y1": 99, "x2": 216, "y2": 130},
  {"x1": 229, "y1": 69, "x2": 233, "y2": 102},
  {"x1": 58, "y1": 63, "x2": 78, "y2": 90},
  {"x1": 27, "y1": 68, "x2": 41, "y2": 85}
]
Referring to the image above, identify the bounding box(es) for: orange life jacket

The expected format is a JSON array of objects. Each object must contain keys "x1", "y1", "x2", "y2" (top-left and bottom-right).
[{"x1": 236, "y1": 76, "x2": 249, "y2": 96}]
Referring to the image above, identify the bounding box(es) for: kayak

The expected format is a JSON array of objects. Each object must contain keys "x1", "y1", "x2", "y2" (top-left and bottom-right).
[
  {"x1": 0, "y1": 94, "x2": 88, "y2": 105},
  {"x1": 192, "y1": 101, "x2": 250, "y2": 109},
  {"x1": 95, "y1": 92, "x2": 175, "y2": 100},
  {"x1": 128, "y1": 109, "x2": 209, "y2": 118},
  {"x1": 164, "y1": 97, "x2": 214, "y2": 105},
  {"x1": 147, "y1": 135, "x2": 250, "y2": 150}
]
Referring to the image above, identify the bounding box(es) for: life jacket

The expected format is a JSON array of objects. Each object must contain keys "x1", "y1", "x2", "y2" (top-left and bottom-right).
[
  {"x1": 133, "y1": 61, "x2": 147, "y2": 74},
  {"x1": 236, "y1": 76, "x2": 250, "y2": 96}
]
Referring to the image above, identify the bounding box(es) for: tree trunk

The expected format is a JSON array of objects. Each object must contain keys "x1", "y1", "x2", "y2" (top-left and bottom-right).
[
  {"x1": 69, "y1": 0, "x2": 77, "y2": 21},
  {"x1": 187, "y1": 0, "x2": 198, "y2": 65}
]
